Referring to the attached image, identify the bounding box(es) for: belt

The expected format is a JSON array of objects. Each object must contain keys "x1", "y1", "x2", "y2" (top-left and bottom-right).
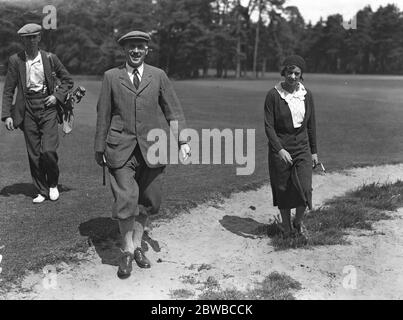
[
  {"x1": 26, "y1": 91, "x2": 48, "y2": 99},
  {"x1": 25, "y1": 91, "x2": 56, "y2": 111}
]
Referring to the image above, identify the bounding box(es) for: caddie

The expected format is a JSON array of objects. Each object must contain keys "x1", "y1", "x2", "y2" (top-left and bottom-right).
[{"x1": 1, "y1": 23, "x2": 74, "y2": 203}]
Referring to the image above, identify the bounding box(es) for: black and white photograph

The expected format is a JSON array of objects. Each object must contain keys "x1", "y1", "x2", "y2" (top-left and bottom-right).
[{"x1": 0, "y1": 0, "x2": 403, "y2": 304}]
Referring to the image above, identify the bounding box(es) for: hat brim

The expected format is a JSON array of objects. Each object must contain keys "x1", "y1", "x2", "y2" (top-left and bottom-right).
[
  {"x1": 19, "y1": 32, "x2": 41, "y2": 37},
  {"x1": 118, "y1": 36, "x2": 150, "y2": 45}
]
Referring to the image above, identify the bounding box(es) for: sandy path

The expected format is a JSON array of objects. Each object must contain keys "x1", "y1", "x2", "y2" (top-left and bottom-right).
[{"x1": 2, "y1": 164, "x2": 403, "y2": 300}]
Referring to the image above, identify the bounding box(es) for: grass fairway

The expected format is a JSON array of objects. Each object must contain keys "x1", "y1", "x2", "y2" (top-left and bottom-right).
[{"x1": 1, "y1": 73, "x2": 403, "y2": 283}]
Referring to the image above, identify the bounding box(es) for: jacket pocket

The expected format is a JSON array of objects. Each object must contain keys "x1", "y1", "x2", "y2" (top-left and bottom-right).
[
  {"x1": 110, "y1": 116, "x2": 124, "y2": 133},
  {"x1": 106, "y1": 134, "x2": 121, "y2": 145}
]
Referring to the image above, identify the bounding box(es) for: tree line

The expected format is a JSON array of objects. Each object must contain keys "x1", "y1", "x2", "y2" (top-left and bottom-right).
[{"x1": 0, "y1": 0, "x2": 402, "y2": 77}]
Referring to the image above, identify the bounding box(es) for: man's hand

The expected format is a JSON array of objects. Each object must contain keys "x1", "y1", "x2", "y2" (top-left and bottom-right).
[
  {"x1": 5, "y1": 117, "x2": 14, "y2": 131},
  {"x1": 312, "y1": 153, "x2": 319, "y2": 167},
  {"x1": 95, "y1": 152, "x2": 105, "y2": 166},
  {"x1": 278, "y1": 149, "x2": 293, "y2": 165},
  {"x1": 180, "y1": 143, "x2": 191, "y2": 162},
  {"x1": 44, "y1": 95, "x2": 57, "y2": 107}
]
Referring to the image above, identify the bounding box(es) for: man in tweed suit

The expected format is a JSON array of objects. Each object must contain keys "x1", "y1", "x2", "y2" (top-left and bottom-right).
[{"x1": 94, "y1": 30, "x2": 190, "y2": 279}]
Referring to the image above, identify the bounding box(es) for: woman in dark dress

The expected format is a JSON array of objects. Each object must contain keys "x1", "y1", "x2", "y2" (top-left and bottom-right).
[{"x1": 264, "y1": 55, "x2": 319, "y2": 242}]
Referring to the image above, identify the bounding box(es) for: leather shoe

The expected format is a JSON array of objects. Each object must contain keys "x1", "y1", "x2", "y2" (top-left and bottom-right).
[
  {"x1": 117, "y1": 251, "x2": 133, "y2": 279},
  {"x1": 133, "y1": 247, "x2": 151, "y2": 269}
]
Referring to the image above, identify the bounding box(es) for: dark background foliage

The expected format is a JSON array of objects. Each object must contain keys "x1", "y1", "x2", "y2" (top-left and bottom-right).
[{"x1": 0, "y1": 0, "x2": 402, "y2": 77}]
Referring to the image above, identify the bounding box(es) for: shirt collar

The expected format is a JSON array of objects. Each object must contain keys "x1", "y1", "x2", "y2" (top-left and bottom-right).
[
  {"x1": 25, "y1": 51, "x2": 42, "y2": 63},
  {"x1": 126, "y1": 62, "x2": 144, "y2": 77}
]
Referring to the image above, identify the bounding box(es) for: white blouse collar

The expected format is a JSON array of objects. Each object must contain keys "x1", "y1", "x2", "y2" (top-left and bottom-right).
[{"x1": 274, "y1": 81, "x2": 307, "y2": 103}]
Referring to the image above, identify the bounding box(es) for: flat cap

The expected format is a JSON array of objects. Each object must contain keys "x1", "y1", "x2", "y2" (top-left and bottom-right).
[
  {"x1": 117, "y1": 30, "x2": 151, "y2": 45},
  {"x1": 17, "y1": 23, "x2": 42, "y2": 36}
]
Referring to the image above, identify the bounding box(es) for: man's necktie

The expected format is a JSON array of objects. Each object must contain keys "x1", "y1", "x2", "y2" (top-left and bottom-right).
[{"x1": 132, "y1": 68, "x2": 140, "y2": 89}]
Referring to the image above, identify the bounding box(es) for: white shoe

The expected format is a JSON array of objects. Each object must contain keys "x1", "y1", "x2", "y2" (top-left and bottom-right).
[
  {"x1": 49, "y1": 187, "x2": 59, "y2": 201},
  {"x1": 33, "y1": 194, "x2": 46, "y2": 203}
]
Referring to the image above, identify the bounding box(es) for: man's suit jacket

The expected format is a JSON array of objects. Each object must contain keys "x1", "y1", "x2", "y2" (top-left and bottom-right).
[
  {"x1": 1, "y1": 50, "x2": 74, "y2": 128},
  {"x1": 94, "y1": 63, "x2": 187, "y2": 169}
]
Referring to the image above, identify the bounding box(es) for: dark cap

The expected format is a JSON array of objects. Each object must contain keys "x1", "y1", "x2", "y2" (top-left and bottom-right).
[
  {"x1": 117, "y1": 30, "x2": 151, "y2": 45},
  {"x1": 18, "y1": 23, "x2": 42, "y2": 36},
  {"x1": 282, "y1": 55, "x2": 306, "y2": 72}
]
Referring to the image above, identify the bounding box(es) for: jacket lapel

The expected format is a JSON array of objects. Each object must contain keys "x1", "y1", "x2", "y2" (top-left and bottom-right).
[
  {"x1": 17, "y1": 51, "x2": 27, "y2": 93},
  {"x1": 137, "y1": 64, "x2": 152, "y2": 95},
  {"x1": 118, "y1": 65, "x2": 137, "y2": 94},
  {"x1": 41, "y1": 50, "x2": 53, "y2": 92}
]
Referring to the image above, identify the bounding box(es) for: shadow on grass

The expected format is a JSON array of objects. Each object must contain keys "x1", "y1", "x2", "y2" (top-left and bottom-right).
[
  {"x1": 78, "y1": 217, "x2": 161, "y2": 266},
  {"x1": 272, "y1": 180, "x2": 403, "y2": 251},
  {"x1": 0, "y1": 183, "x2": 72, "y2": 197},
  {"x1": 219, "y1": 215, "x2": 281, "y2": 239},
  {"x1": 195, "y1": 272, "x2": 301, "y2": 300}
]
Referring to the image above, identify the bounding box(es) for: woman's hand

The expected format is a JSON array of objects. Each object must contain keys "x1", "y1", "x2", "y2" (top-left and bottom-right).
[
  {"x1": 278, "y1": 149, "x2": 293, "y2": 165},
  {"x1": 312, "y1": 153, "x2": 319, "y2": 167}
]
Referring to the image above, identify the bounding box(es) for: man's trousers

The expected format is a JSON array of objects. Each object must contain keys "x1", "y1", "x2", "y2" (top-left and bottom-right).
[
  {"x1": 22, "y1": 95, "x2": 59, "y2": 197},
  {"x1": 108, "y1": 145, "x2": 164, "y2": 222}
]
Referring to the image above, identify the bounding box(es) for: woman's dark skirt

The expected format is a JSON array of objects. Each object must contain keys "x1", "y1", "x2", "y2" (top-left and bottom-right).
[{"x1": 268, "y1": 145, "x2": 313, "y2": 210}]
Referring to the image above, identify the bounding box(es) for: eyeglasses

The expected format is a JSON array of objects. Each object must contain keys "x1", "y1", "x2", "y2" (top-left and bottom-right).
[{"x1": 313, "y1": 162, "x2": 326, "y2": 174}]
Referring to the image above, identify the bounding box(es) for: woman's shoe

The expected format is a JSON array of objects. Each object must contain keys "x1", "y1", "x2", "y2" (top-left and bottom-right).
[
  {"x1": 292, "y1": 220, "x2": 309, "y2": 244},
  {"x1": 273, "y1": 217, "x2": 294, "y2": 244}
]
